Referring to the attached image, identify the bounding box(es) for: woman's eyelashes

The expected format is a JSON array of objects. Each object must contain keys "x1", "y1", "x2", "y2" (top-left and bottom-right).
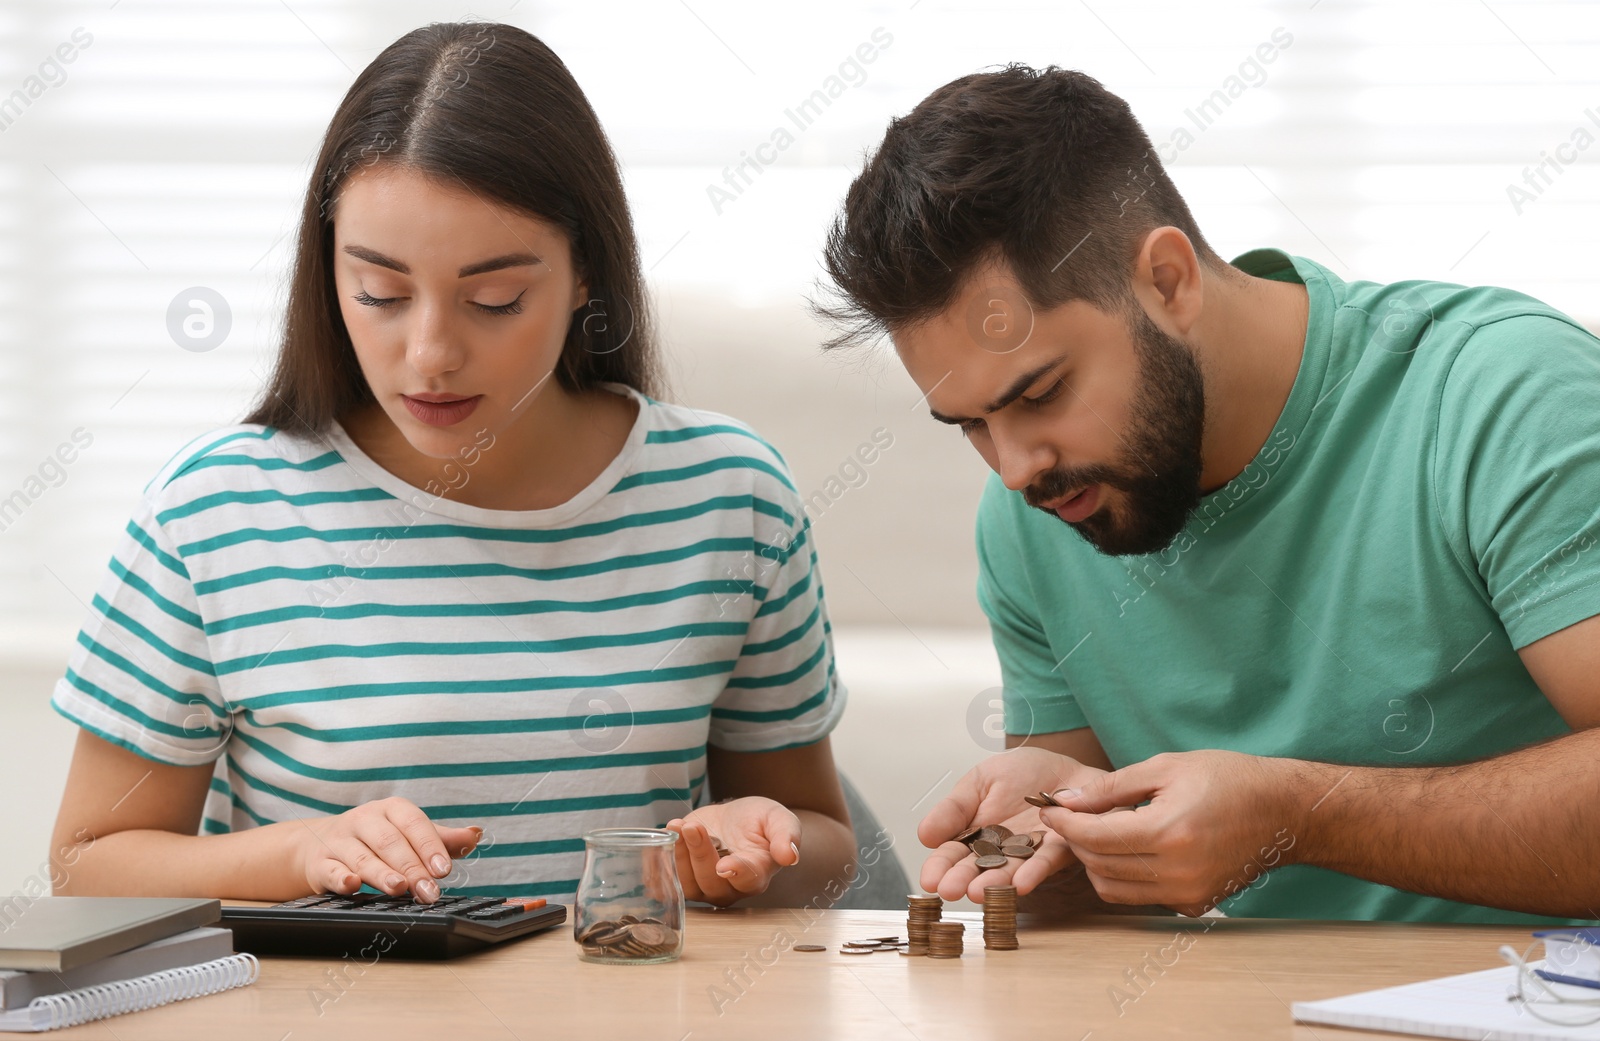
[
  {"x1": 351, "y1": 288, "x2": 527, "y2": 316},
  {"x1": 474, "y1": 290, "x2": 525, "y2": 316},
  {"x1": 352, "y1": 289, "x2": 399, "y2": 309}
]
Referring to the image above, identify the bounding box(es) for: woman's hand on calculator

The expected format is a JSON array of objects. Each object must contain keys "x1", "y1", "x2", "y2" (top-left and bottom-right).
[
  {"x1": 297, "y1": 797, "x2": 482, "y2": 904},
  {"x1": 666, "y1": 798, "x2": 801, "y2": 906}
]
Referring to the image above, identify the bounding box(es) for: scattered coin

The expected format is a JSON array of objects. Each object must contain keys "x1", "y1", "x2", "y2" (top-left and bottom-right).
[
  {"x1": 794, "y1": 944, "x2": 826, "y2": 952},
  {"x1": 841, "y1": 936, "x2": 907, "y2": 953},
  {"x1": 952, "y1": 824, "x2": 1041, "y2": 873}
]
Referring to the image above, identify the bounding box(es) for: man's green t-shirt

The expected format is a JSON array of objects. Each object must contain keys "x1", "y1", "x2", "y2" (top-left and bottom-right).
[{"x1": 977, "y1": 248, "x2": 1600, "y2": 924}]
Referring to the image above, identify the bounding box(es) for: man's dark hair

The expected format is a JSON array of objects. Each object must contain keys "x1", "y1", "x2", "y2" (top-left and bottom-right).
[{"x1": 817, "y1": 65, "x2": 1220, "y2": 350}]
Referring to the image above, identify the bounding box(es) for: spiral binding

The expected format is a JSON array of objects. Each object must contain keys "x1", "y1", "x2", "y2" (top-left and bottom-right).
[{"x1": 31, "y1": 953, "x2": 259, "y2": 1031}]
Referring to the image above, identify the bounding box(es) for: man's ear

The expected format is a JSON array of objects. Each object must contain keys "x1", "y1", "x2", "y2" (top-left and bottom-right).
[{"x1": 1133, "y1": 226, "x2": 1204, "y2": 337}]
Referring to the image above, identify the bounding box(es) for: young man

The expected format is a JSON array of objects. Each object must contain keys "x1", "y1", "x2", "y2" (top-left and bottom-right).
[{"x1": 818, "y1": 66, "x2": 1600, "y2": 924}]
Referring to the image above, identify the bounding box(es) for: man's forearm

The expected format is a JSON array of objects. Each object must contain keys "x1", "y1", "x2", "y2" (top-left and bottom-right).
[{"x1": 1282, "y1": 728, "x2": 1600, "y2": 918}]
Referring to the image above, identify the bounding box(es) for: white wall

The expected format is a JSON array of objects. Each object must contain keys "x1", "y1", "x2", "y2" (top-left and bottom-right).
[{"x1": 3, "y1": 0, "x2": 1598, "y2": 898}]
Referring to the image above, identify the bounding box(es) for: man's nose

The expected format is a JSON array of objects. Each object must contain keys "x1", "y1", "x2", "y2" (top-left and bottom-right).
[{"x1": 991, "y1": 423, "x2": 1052, "y2": 493}]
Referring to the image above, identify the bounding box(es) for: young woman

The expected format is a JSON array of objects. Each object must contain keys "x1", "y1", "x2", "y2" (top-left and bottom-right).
[{"x1": 47, "y1": 22, "x2": 853, "y2": 907}]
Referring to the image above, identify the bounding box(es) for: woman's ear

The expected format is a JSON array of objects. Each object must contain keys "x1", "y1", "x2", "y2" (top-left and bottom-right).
[{"x1": 571, "y1": 276, "x2": 590, "y2": 313}]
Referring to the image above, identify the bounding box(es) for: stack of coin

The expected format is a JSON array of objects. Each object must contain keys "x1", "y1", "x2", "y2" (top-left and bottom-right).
[
  {"x1": 953, "y1": 825, "x2": 1045, "y2": 869},
  {"x1": 983, "y1": 885, "x2": 1019, "y2": 950},
  {"x1": 926, "y1": 921, "x2": 965, "y2": 959},
  {"x1": 576, "y1": 915, "x2": 681, "y2": 960},
  {"x1": 905, "y1": 894, "x2": 942, "y2": 955}
]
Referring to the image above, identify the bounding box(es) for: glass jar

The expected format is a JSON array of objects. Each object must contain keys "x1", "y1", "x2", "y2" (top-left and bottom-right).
[{"x1": 573, "y1": 828, "x2": 686, "y2": 965}]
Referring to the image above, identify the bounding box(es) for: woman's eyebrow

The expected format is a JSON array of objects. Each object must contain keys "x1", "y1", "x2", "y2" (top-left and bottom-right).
[
  {"x1": 458, "y1": 251, "x2": 544, "y2": 277},
  {"x1": 341, "y1": 244, "x2": 544, "y2": 277}
]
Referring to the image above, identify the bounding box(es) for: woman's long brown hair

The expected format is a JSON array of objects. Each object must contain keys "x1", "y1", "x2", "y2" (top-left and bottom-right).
[{"x1": 245, "y1": 21, "x2": 659, "y2": 433}]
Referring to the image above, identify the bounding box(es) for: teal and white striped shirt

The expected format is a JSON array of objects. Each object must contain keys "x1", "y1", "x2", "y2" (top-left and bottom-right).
[{"x1": 52, "y1": 385, "x2": 845, "y2": 900}]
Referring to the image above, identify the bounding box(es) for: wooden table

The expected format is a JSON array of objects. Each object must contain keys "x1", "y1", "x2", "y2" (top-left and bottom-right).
[{"x1": 8, "y1": 906, "x2": 1536, "y2": 1039}]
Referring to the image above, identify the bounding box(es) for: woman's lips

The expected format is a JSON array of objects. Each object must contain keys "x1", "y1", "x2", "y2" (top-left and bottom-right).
[{"x1": 402, "y1": 394, "x2": 482, "y2": 427}]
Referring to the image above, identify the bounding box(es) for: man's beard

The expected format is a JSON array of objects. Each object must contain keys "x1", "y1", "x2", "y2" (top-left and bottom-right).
[{"x1": 1023, "y1": 306, "x2": 1207, "y2": 556}]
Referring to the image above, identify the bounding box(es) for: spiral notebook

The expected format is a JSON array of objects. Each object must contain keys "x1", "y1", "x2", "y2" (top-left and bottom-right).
[
  {"x1": 1292, "y1": 962, "x2": 1600, "y2": 1040},
  {"x1": 0, "y1": 952, "x2": 258, "y2": 1032},
  {"x1": 0, "y1": 927, "x2": 235, "y2": 1009}
]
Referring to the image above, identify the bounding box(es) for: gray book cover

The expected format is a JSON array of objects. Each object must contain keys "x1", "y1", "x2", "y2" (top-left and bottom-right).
[{"x1": 0, "y1": 898, "x2": 220, "y2": 972}]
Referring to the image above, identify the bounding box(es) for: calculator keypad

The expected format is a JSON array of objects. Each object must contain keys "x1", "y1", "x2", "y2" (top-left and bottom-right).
[{"x1": 273, "y1": 892, "x2": 547, "y2": 919}]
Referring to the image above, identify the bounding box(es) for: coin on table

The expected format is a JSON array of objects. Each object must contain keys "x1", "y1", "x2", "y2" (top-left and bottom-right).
[
  {"x1": 793, "y1": 944, "x2": 826, "y2": 952},
  {"x1": 840, "y1": 948, "x2": 875, "y2": 955}
]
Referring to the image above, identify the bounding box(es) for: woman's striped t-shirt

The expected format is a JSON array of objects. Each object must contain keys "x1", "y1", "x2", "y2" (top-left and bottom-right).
[{"x1": 51, "y1": 385, "x2": 846, "y2": 901}]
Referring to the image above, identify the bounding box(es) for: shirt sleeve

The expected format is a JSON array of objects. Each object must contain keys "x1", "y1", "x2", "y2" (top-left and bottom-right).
[
  {"x1": 709, "y1": 481, "x2": 847, "y2": 753},
  {"x1": 50, "y1": 489, "x2": 230, "y2": 766},
  {"x1": 1435, "y1": 313, "x2": 1600, "y2": 649},
  {"x1": 975, "y1": 475, "x2": 1089, "y2": 736}
]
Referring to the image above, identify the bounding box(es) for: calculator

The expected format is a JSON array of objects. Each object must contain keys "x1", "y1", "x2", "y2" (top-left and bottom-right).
[{"x1": 220, "y1": 892, "x2": 568, "y2": 960}]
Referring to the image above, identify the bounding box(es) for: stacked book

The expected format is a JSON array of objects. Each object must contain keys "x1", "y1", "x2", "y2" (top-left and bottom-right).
[{"x1": 0, "y1": 897, "x2": 257, "y2": 1032}]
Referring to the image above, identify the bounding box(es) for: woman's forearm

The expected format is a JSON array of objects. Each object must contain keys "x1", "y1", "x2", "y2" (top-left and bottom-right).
[{"x1": 53, "y1": 819, "x2": 317, "y2": 901}]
